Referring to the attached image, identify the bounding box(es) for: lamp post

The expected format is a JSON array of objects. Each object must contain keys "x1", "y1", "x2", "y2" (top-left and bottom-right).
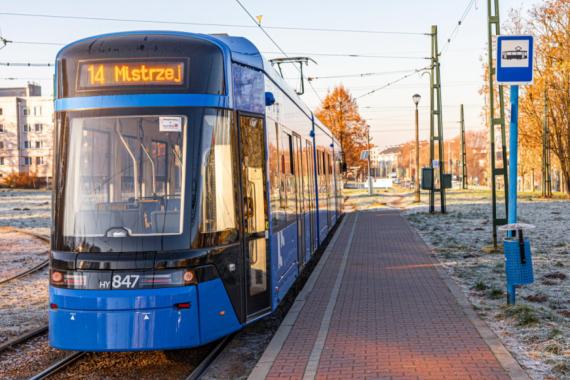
[
  {"x1": 412, "y1": 94, "x2": 421, "y2": 202},
  {"x1": 367, "y1": 125, "x2": 373, "y2": 195}
]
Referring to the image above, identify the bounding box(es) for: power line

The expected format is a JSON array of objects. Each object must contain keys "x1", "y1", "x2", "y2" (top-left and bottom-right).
[
  {"x1": 0, "y1": 62, "x2": 53, "y2": 67},
  {"x1": 0, "y1": 77, "x2": 52, "y2": 80},
  {"x1": 0, "y1": 11, "x2": 427, "y2": 36},
  {"x1": 439, "y1": 0, "x2": 477, "y2": 56},
  {"x1": 355, "y1": 67, "x2": 430, "y2": 99},
  {"x1": 264, "y1": 51, "x2": 428, "y2": 60},
  {"x1": 361, "y1": 104, "x2": 480, "y2": 109},
  {"x1": 6, "y1": 40, "x2": 428, "y2": 60},
  {"x1": 233, "y1": 0, "x2": 322, "y2": 102},
  {"x1": 307, "y1": 69, "x2": 421, "y2": 81}
]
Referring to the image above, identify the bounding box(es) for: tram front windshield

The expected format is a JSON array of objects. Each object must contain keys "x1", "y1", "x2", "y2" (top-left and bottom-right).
[{"x1": 63, "y1": 114, "x2": 187, "y2": 237}]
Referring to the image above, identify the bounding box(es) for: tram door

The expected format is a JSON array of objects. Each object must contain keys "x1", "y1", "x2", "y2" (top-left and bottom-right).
[
  {"x1": 238, "y1": 115, "x2": 271, "y2": 319},
  {"x1": 292, "y1": 134, "x2": 305, "y2": 267}
]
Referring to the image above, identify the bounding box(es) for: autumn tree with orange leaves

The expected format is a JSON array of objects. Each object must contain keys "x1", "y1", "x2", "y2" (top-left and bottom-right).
[
  {"x1": 481, "y1": 0, "x2": 569, "y2": 194},
  {"x1": 315, "y1": 85, "x2": 369, "y2": 170}
]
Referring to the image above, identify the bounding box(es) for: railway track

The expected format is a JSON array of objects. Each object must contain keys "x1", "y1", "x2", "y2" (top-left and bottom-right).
[
  {"x1": 0, "y1": 324, "x2": 49, "y2": 354},
  {"x1": 28, "y1": 351, "x2": 86, "y2": 380},
  {"x1": 18, "y1": 333, "x2": 234, "y2": 380},
  {"x1": 185, "y1": 334, "x2": 234, "y2": 380},
  {"x1": 0, "y1": 228, "x2": 50, "y2": 286}
]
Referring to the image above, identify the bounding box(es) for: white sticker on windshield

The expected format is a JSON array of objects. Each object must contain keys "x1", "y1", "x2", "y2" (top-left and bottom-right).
[{"x1": 159, "y1": 116, "x2": 182, "y2": 132}]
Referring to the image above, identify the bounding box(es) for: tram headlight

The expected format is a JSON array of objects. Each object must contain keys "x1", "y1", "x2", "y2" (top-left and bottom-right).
[
  {"x1": 183, "y1": 269, "x2": 197, "y2": 285},
  {"x1": 50, "y1": 270, "x2": 64, "y2": 285}
]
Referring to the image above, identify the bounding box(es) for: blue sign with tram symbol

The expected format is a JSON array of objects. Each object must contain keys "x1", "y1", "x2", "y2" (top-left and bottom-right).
[{"x1": 496, "y1": 35, "x2": 534, "y2": 84}]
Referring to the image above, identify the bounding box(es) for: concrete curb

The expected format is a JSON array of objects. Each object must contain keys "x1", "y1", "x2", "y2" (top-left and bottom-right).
[{"x1": 406, "y1": 217, "x2": 531, "y2": 380}]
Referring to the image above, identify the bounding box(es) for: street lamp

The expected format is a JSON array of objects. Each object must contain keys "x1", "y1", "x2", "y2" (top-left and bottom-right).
[
  {"x1": 367, "y1": 125, "x2": 373, "y2": 195},
  {"x1": 412, "y1": 94, "x2": 421, "y2": 203}
]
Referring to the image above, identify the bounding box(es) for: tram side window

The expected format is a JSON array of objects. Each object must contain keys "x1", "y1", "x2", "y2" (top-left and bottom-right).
[
  {"x1": 198, "y1": 111, "x2": 239, "y2": 245},
  {"x1": 268, "y1": 122, "x2": 286, "y2": 230},
  {"x1": 280, "y1": 130, "x2": 296, "y2": 224}
]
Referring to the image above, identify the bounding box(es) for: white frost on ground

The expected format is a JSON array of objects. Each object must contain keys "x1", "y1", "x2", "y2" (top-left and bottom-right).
[
  {"x1": 0, "y1": 189, "x2": 51, "y2": 236},
  {"x1": 402, "y1": 192, "x2": 570, "y2": 380},
  {"x1": 0, "y1": 190, "x2": 51, "y2": 344},
  {"x1": 0, "y1": 229, "x2": 48, "y2": 281}
]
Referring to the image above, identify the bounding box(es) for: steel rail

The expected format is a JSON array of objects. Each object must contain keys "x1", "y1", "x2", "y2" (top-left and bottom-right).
[
  {"x1": 185, "y1": 335, "x2": 234, "y2": 380},
  {"x1": 0, "y1": 324, "x2": 49, "y2": 354},
  {"x1": 0, "y1": 228, "x2": 50, "y2": 285},
  {"x1": 28, "y1": 351, "x2": 86, "y2": 380}
]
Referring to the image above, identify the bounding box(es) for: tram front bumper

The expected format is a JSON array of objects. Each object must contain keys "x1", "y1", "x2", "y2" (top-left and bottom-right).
[{"x1": 48, "y1": 286, "x2": 200, "y2": 351}]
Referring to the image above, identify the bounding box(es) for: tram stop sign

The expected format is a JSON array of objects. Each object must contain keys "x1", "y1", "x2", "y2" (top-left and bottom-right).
[{"x1": 496, "y1": 35, "x2": 534, "y2": 84}]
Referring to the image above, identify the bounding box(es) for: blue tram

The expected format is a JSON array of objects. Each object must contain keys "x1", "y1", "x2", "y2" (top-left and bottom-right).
[{"x1": 49, "y1": 31, "x2": 343, "y2": 351}]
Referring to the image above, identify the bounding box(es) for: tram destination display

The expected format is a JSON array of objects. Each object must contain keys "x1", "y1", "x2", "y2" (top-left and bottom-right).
[{"x1": 77, "y1": 59, "x2": 188, "y2": 90}]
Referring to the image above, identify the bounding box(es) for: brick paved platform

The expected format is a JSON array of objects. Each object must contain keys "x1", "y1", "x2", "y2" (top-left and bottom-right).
[{"x1": 250, "y1": 210, "x2": 527, "y2": 380}]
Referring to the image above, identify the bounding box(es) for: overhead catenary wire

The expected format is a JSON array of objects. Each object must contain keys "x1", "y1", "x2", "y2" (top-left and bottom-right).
[
  {"x1": 355, "y1": 67, "x2": 431, "y2": 99},
  {"x1": 233, "y1": 0, "x2": 323, "y2": 102},
  {"x1": 5, "y1": 40, "x2": 430, "y2": 61},
  {"x1": 307, "y1": 69, "x2": 421, "y2": 81},
  {"x1": 0, "y1": 62, "x2": 53, "y2": 67},
  {"x1": 0, "y1": 11, "x2": 427, "y2": 36},
  {"x1": 439, "y1": 0, "x2": 477, "y2": 56}
]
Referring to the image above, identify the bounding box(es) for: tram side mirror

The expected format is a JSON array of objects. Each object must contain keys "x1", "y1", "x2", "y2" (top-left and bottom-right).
[{"x1": 265, "y1": 92, "x2": 276, "y2": 106}]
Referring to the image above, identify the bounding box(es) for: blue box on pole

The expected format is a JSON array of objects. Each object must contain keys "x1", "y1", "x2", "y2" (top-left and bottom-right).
[{"x1": 504, "y1": 239, "x2": 534, "y2": 286}]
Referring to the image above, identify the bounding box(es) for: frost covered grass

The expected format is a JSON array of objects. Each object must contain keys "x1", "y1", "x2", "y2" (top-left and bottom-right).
[
  {"x1": 403, "y1": 191, "x2": 570, "y2": 380},
  {"x1": 0, "y1": 190, "x2": 51, "y2": 344},
  {"x1": 0, "y1": 189, "x2": 50, "y2": 236}
]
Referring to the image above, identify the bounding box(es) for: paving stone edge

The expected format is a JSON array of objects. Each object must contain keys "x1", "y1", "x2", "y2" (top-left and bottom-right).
[{"x1": 247, "y1": 215, "x2": 349, "y2": 380}]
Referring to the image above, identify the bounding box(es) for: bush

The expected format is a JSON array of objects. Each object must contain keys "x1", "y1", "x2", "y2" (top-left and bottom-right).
[{"x1": 1, "y1": 172, "x2": 43, "y2": 189}]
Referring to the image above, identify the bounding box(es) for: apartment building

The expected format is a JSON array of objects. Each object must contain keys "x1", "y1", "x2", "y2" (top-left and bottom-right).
[{"x1": 0, "y1": 84, "x2": 53, "y2": 181}]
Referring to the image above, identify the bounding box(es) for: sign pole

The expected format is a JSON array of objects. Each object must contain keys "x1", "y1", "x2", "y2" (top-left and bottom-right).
[
  {"x1": 507, "y1": 84, "x2": 519, "y2": 305},
  {"x1": 508, "y1": 84, "x2": 519, "y2": 227}
]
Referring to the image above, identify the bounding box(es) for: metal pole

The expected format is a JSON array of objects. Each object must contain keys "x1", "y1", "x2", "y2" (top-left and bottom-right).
[
  {"x1": 432, "y1": 25, "x2": 446, "y2": 213},
  {"x1": 508, "y1": 85, "x2": 519, "y2": 226},
  {"x1": 429, "y1": 29, "x2": 436, "y2": 213},
  {"x1": 460, "y1": 104, "x2": 467, "y2": 189},
  {"x1": 367, "y1": 127, "x2": 372, "y2": 195},
  {"x1": 507, "y1": 85, "x2": 519, "y2": 305},
  {"x1": 415, "y1": 104, "x2": 420, "y2": 202},
  {"x1": 542, "y1": 88, "x2": 552, "y2": 198},
  {"x1": 487, "y1": 0, "x2": 509, "y2": 248}
]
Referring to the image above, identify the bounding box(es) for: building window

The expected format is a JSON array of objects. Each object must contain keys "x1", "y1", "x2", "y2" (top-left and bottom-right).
[
  {"x1": 36, "y1": 156, "x2": 45, "y2": 165},
  {"x1": 0, "y1": 108, "x2": 3, "y2": 115},
  {"x1": 0, "y1": 125, "x2": 4, "y2": 133},
  {"x1": 24, "y1": 141, "x2": 31, "y2": 149},
  {"x1": 23, "y1": 107, "x2": 30, "y2": 116},
  {"x1": 22, "y1": 157, "x2": 32, "y2": 166},
  {"x1": 23, "y1": 124, "x2": 31, "y2": 132},
  {"x1": 0, "y1": 141, "x2": 4, "y2": 149},
  {"x1": 34, "y1": 107, "x2": 42, "y2": 116},
  {"x1": 35, "y1": 123, "x2": 43, "y2": 132},
  {"x1": 0, "y1": 157, "x2": 4, "y2": 166},
  {"x1": 35, "y1": 141, "x2": 45, "y2": 149}
]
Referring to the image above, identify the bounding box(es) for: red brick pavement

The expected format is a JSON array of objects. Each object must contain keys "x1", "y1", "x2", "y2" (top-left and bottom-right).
[{"x1": 263, "y1": 210, "x2": 511, "y2": 380}]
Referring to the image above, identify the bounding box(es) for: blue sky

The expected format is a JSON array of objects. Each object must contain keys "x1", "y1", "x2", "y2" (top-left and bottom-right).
[{"x1": 0, "y1": 0, "x2": 537, "y2": 148}]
